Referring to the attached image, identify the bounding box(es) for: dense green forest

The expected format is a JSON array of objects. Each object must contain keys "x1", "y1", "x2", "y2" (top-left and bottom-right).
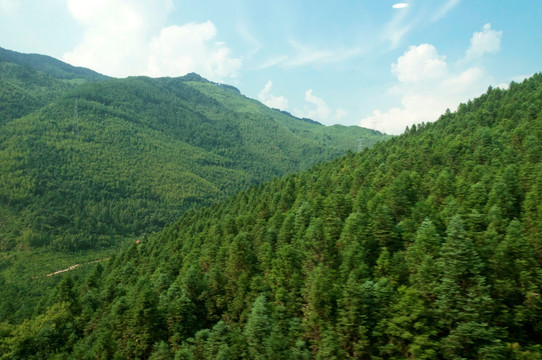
[
  {"x1": 2, "y1": 73, "x2": 540, "y2": 358},
  {"x1": 0, "y1": 47, "x2": 107, "y2": 82},
  {"x1": 0, "y1": 47, "x2": 107, "y2": 122},
  {"x1": 0, "y1": 50, "x2": 387, "y2": 252},
  {"x1": 0, "y1": 47, "x2": 387, "y2": 331}
]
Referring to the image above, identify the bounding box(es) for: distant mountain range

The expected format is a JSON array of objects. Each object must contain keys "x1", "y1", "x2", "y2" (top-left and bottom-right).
[{"x1": 0, "y1": 46, "x2": 389, "y2": 251}]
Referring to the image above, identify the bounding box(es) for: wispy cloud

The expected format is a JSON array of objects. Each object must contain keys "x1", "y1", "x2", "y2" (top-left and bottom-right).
[
  {"x1": 236, "y1": 21, "x2": 262, "y2": 57},
  {"x1": 286, "y1": 41, "x2": 362, "y2": 67},
  {"x1": 392, "y1": 3, "x2": 409, "y2": 9},
  {"x1": 258, "y1": 41, "x2": 362, "y2": 69},
  {"x1": 304, "y1": 89, "x2": 330, "y2": 119},
  {"x1": 381, "y1": 4, "x2": 414, "y2": 49},
  {"x1": 257, "y1": 55, "x2": 289, "y2": 70},
  {"x1": 432, "y1": 0, "x2": 461, "y2": 22}
]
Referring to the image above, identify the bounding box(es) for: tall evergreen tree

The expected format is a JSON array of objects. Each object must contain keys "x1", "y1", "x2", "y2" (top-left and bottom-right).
[
  {"x1": 244, "y1": 294, "x2": 272, "y2": 359},
  {"x1": 435, "y1": 215, "x2": 501, "y2": 358}
]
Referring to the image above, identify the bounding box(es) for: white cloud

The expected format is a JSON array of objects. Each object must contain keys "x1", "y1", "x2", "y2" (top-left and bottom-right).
[
  {"x1": 66, "y1": 0, "x2": 114, "y2": 23},
  {"x1": 258, "y1": 81, "x2": 289, "y2": 110},
  {"x1": 391, "y1": 44, "x2": 447, "y2": 82},
  {"x1": 392, "y1": 3, "x2": 409, "y2": 9},
  {"x1": 294, "y1": 89, "x2": 346, "y2": 125},
  {"x1": 302, "y1": 89, "x2": 331, "y2": 121},
  {"x1": 145, "y1": 22, "x2": 242, "y2": 79},
  {"x1": 466, "y1": 23, "x2": 502, "y2": 60},
  {"x1": 63, "y1": 0, "x2": 241, "y2": 80},
  {"x1": 361, "y1": 94, "x2": 450, "y2": 135},
  {"x1": 361, "y1": 43, "x2": 490, "y2": 135},
  {"x1": 442, "y1": 66, "x2": 484, "y2": 90}
]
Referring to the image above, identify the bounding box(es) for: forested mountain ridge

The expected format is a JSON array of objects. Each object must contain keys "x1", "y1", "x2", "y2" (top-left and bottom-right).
[
  {"x1": 0, "y1": 47, "x2": 107, "y2": 82},
  {"x1": 3, "y1": 74, "x2": 540, "y2": 358},
  {"x1": 0, "y1": 46, "x2": 108, "y2": 122},
  {"x1": 0, "y1": 49, "x2": 387, "y2": 252}
]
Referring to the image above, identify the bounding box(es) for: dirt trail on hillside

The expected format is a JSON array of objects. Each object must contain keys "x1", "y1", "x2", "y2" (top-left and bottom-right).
[{"x1": 41, "y1": 258, "x2": 109, "y2": 278}]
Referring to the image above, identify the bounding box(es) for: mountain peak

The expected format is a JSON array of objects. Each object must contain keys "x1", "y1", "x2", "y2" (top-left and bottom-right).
[{"x1": 178, "y1": 72, "x2": 209, "y2": 83}]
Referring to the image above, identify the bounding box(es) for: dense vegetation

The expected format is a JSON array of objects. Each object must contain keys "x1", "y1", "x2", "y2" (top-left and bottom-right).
[
  {"x1": 2, "y1": 73, "x2": 540, "y2": 359},
  {"x1": 0, "y1": 47, "x2": 107, "y2": 82},
  {"x1": 0, "y1": 47, "x2": 386, "y2": 330},
  {"x1": 0, "y1": 52, "x2": 386, "y2": 252},
  {"x1": 0, "y1": 47, "x2": 107, "y2": 122}
]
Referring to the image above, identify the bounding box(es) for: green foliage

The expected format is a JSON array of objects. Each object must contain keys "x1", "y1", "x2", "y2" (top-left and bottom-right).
[
  {"x1": 12, "y1": 74, "x2": 532, "y2": 358},
  {"x1": 0, "y1": 46, "x2": 106, "y2": 123},
  {"x1": 0, "y1": 46, "x2": 107, "y2": 82},
  {"x1": 0, "y1": 62, "x2": 73, "y2": 122},
  {"x1": 244, "y1": 294, "x2": 272, "y2": 359},
  {"x1": 3, "y1": 53, "x2": 542, "y2": 358},
  {"x1": 0, "y1": 68, "x2": 387, "y2": 252},
  {"x1": 0, "y1": 245, "x2": 119, "y2": 324}
]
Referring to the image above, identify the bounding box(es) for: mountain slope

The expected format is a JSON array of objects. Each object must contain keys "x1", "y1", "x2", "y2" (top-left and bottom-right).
[
  {"x1": 0, "y1": 47, "x2": 107, "y2": 82},
  {"x1": 0, "y1": 60, "x2": 73, "y2": 122},
  {"x1": 0, "y1": 47, "x2": 107, "y2": 122},
  {"x1": 4, "y1": 74, "x2": 540, "y2": 359},
  {"x1": 0, "y1": 69, "x2": 387, "y2": 251}
]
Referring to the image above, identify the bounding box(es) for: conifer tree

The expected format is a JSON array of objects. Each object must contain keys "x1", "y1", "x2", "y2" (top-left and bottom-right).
[
  {"x1": 244, "y1": 294, "x2": 272, "y2": 359},
  {"x1": 490, "y1": 219, "x2": 542, "y2": 342},
  {"x1": 435, "y1": 215, "x2": 500, "y2": 358},
  {"x1": 405, "y1": 218, "x2": 441, "y2": 296}
]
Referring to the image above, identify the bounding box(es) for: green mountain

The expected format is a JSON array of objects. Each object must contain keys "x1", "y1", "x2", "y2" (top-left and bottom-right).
[
  {"x1": 0, "y1": 47, "x2": 107, "y2": 82},
  {"x1": 0, "y1": 47, "x2": 107, "y2": 122},
  {"x1": 0, "y1": 49, "x2": 387, "y2": 252},
  {"x1": 3, "y1": 73, "x2": 540, "y2": 358}
]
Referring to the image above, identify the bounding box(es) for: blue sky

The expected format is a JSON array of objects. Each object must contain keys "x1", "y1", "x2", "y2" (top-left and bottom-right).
[{"x1": 1, "y1": 0, "x2": 540, "y2": 134}]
